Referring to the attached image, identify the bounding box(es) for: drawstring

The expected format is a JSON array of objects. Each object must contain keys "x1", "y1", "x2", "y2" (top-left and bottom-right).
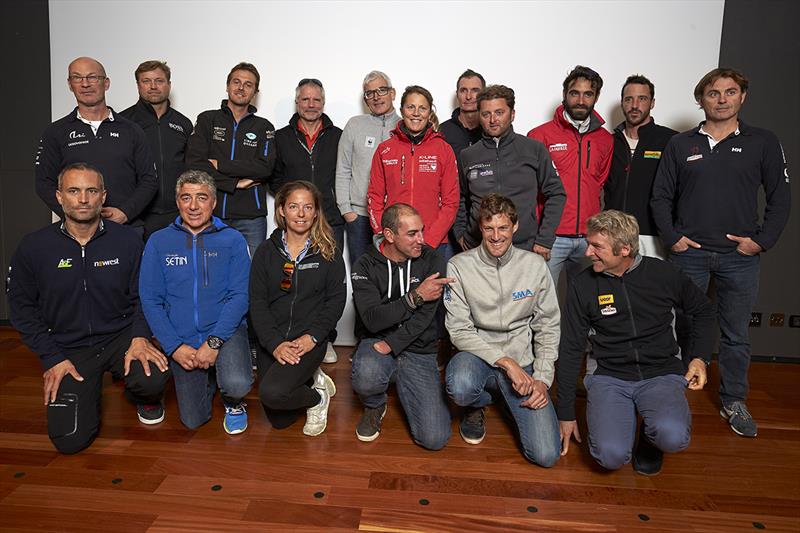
[{"x1": 385, "y1": 258, "x2": 412, "y2": 299}]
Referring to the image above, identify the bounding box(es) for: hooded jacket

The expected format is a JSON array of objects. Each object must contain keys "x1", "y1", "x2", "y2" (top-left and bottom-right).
[
  {"x1": 139, "y1": 216, "x2": 250, "y2": 356},
  {"x1": 367, "y1": 123, "x2": 459, "y2": 247},
  {"x1": 335, "y1": 110, "x2": 401, "y2": 217},
  {"x1": 249, "y1": 228, "x2": 346, "y2": 354},
  {"x1": 186, "y1": 100, "x2": 276, "y2": 220},
  {"x1": 351, "y1": 240, "x2": 444, "y2": 355},
  {"x1": 440, "y1": 108, "x2": 482, "y2": 156},
  {"x1": 528, "y1": 105, "x2": 613, "y2": 235},
  {"x1": 273, "y1": 113, "x2": 343, "y2": 226}
]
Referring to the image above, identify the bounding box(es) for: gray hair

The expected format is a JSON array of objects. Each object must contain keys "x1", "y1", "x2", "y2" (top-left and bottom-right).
[
  {"x1": 295, "y1": 78, "x2": 326, "y2": 103},
  {"x1": 58, "y1": 162, "x2": 104, "y2": 190},
  {"x1": 176, "y1": 169, "x2": 216, "y2": 198},
  {"x1": 362, "y1": 70, "x2": 392, "y2": 91},
  {"x1": 586, "y1": 210, "x2": 640, "y2": 256}
]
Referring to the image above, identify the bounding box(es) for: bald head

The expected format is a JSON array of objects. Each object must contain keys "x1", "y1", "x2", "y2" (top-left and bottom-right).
[
  {"x1": 68, "y1": 57, "x2": 106, "y2": 78},
  {"x1": 67, "y1": 57, "x2": 110, "y2": 109}
]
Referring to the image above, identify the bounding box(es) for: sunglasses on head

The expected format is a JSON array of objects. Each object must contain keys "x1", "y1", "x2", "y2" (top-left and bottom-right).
[{"x1": 281, "y1": 261, "x2": 295, "y2": 292}]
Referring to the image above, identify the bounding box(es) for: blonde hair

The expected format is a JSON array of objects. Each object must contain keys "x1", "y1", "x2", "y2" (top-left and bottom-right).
[
  {"x1": 274, "y1": 181, "x2": 337, "y2": 261},
  {"x1": 586, "y1": 210, "x2": 640, "y2": 256},
  {"x1": 401, "y1": 85, "x2": 440, "y2": 132}
]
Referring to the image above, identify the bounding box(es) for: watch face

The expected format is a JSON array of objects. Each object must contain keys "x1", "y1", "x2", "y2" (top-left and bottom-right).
[{"x1": 207, "y1": 336, "x2": 223, "y2": 349}]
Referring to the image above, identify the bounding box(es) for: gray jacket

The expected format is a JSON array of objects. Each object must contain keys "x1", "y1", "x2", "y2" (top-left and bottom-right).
[
  {"x1": 444, "y1": 242, "x2": 560, "y2": 386},
  {"x1": 335, "y1": 110, "x2": 400, "y2": 216}
]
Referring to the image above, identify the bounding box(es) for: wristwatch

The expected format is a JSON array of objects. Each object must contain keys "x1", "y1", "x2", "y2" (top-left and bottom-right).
[
  {"x1": 411, "y1": 289, "x2": 424, "y2": 307},
  {"x1": 207, "y1": 335, "x2": 224, "y2": 350},
  {"x1": 310, "y1": 335, "x2": 319, "y2": 345}
]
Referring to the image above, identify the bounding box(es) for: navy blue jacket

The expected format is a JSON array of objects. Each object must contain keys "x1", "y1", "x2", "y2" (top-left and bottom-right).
[
  {"x1": 8, "y1": 221, "x2": 150, "y2": 370},
  {"x1": 139, "y1": 216, "x2": 250, "y2": 355}
]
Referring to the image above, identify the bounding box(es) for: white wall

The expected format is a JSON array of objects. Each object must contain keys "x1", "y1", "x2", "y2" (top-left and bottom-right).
[{"x1": 49, "y1": 0, "x2": 725, "y2": 345}]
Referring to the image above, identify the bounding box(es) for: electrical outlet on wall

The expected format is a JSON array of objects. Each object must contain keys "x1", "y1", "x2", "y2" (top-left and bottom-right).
[
  {"x1": 789, "y1": 315, "x2": 800, "y2": 328},
  {"x1": 749, "y1": 312, "x2": 762, "y2": 327}
]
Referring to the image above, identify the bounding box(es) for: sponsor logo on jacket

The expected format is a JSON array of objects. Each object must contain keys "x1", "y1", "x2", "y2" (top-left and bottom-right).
[
  {"x1": 57, "y1": 258, "x2": 73, "y2": 269},
  {"x1": 643, "y1": 151, "x2": 661, "y2": 159},
  {"x1": 598, "y1": 294, "x2": 614, "y2": 305},
  {"x1": 93, "y1": 258, "x2": 120, "y2": 267},
  {"x1": 168, "y1": 122, "x2": 185, "y2": 133},
  {"x1": 213, "y1": 127, "x2": 226, "y2": 141},
  {"x1": 418, "y1": 155, "x2": 438, "y2": 172},
  {"x1": 512, "y1": 288, "x2": 534, "y2": 301},
  {"x1": 297, "y1": 263, "x2": 319, "y2": 270},
  {"x1": 549, "y1": 143, "x2": 568, "y2": 152},
  {"x1": 165, "y1": 255, "x2": 188, "y2": 266}
]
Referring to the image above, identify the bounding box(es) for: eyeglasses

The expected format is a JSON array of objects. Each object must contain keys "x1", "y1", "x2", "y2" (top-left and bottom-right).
[
  {"x1": 68, "y1": 75, "x2": 106, "y2": 85},
  {"x1": 298, "y1": 78, "x2": 323, "y2": 89},
  {"x1": 280, "y1": 261, "x2": 295, "y2": 292},
  {"x1": 364, "y1": 86, "x2": 391, "y2": 99}
]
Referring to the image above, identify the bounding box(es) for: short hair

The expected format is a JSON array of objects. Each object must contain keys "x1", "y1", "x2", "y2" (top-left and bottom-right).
[
  {"x1": 457, "y1": 69, "x2": 486, "y2": 89},
  {"x1": 586, "y1": 210, "x2": 640, "y2": 256},
  {"x1": 176, "y1": 169, "x2": 216, "y2": 198},
  {"x1": 382, "y1": 203, "x2": 419, "y2": 234},
  {"x1": 562, "y1": 65, "x2": 604, "y2": 95},
  {"x1": 621, "y1": 74, "x2": 654, "y2": 99},
  {"x1": 693, "y1": 67, "x2": 749, "y2": 102},
  {"x1": 400, "y1": 85, "x2": 440, "y2": 131},
  {"x1": 227, "y1": 62, "x2": 260, "y2": 90},
  {"x1": 57, "y1": 162, "x2": 104, "y2": 190},
  {"x1": 295, "y1": 78, "x2": 325, "y2": 102},
  {"x1": 135, "y1": 60, "x2": 171, "y2": 82},
  {"x1": 477, "y1": 84, "x2": 515, "y2": 111},
  {"x1": 479, "y1": 193, "x2": 518, "y2": 225},
  {"x1": 362, "y1": 70, "x2": 392, "y2": 91}
]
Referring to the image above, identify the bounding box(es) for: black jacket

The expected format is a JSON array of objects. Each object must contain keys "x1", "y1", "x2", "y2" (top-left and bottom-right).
[
  {"x1": 604, "y1": 119, "x2": 676, "y2": 236},
  {"x1": 273, "y1": 113, "x2": 343, "y2": 226},
  {"x1": 351, "y1": 241, "x2": 444, "y2": 355},
  {"x1": 186, "y1": 100, "x2": 276, "y2": 220},
  {"x1": 556, "y1": 256, "x2": 714, "y2": 420},
  {"x1": 440, "y1": 108, "x2": 482, "y2": 157},
  {"x1": 8, "y1": 221, "x2": 151, "y2": 370},
  {"x1": 35, "y1": 107, "x2": 157, "y2": 223},
  {"x1": 249, "y1": 228, "x2": 346, "y2": 354},
  {"x1": 119, "y1": 99, "x2": 193, "y2": 215}
]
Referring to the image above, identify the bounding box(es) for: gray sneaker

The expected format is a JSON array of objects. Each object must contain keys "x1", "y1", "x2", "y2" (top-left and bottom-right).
[
  {"x1": 720, "y1": 401, "x2": 758, "y2": 437},
  {"x1": 460, "y1": 407, "x2": 486, "y2": 445},
  {"x1": 356, "y1": 405, "x2": 387, "y2": 442}
]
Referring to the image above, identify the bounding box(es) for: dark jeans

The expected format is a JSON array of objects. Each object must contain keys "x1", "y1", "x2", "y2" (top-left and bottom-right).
[
  {"x1": 345, "y1": 215, "x2": 373, "y2": 267},
  {"x1": 224, "y1": 216, "x2": 268, "y2": 259},
  {"x1": 670, "y1": 247, "x2": 760, "y2": 404},
  {"x1": 257, "y1": 342, "x2": 325, "y2": 429},
  {"x1": 47, "y1": 327, "x2": 170, "y2": 454}
]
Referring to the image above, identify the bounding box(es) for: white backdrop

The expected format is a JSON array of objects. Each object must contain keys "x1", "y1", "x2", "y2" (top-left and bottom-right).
[{"x1": 49, "y1": 0, "x2": 725, "y2": 345}]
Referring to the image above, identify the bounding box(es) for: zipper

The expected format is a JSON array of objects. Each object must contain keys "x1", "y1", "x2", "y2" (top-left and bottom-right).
[
  {"x1": 81, "y1": 246, "x2": 93, "y2": 338},
  {"x1": 156, "y1": 118, "x2": 166, "y2": 204},
  {"x1": 575, "y1": 132, "x2": 583, "y2": 234},
  {"x1": 410, "y1": 145, "x2": 416, "y2": 206},
  {"x1": 400, "y1": 155, "x2": 406, "y2": 185},
  {"x1": 622, "y1": 132, "x2": 632, "y2": 212},
  {"x1": 192, "y1": 234, "x2": 201, "y2": 346},
  {"x1": 284, "y1": 254, "x2": 300, "y2": 338},
  {"x1": 619, "y1": 279, "x2": 644, "y2": 380},
  {"x1": 494, "y1": 138, "x2": 502, "y2": 195}
]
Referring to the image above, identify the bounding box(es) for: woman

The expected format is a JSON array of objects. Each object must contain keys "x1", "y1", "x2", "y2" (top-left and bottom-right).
[
  {"x1": 367, "y1": 85, "x2": 459, "y2": 261},
  {"x1": 250, "y1": 180, "x2": 346, "y2": 436}
]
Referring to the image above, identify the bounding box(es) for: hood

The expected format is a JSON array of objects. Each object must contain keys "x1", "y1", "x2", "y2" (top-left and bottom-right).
[{"x1": 363, "y1": 239, "x2": 434, "y2": 300}]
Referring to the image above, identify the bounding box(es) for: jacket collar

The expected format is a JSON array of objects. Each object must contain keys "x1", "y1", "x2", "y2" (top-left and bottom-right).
[
  {"x1": 480, "y1": 125, "x2": 516, "y2": 148},
  {"x1": 477, "y1": 240, "x2": 515, "y2": 267},
  {"x1": 614, "y1": 117, "x2": 658, "y2": 135},
  {"x1": 554, "y1": 104, "x2": 606, "y2": 133},
  {"x1": 289, "y1": 112, "x2": 333, "y2": 132}
]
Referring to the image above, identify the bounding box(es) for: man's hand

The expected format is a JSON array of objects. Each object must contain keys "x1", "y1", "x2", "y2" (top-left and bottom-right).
[
  {"x1": 521, "y1": 380, "x2": 550, "y2": 409},
  {"x1": 172, "y1": 344, "x2": 197, "y2": 371},
  {"x1": 208, "y1": 159, "x2": 218, "y2": 169},
  {"x1": 236, "y1": 178, "x2": 256, "y2": 189},
  {"x1": 373, "y1": 340, "x2": 392, "y2": 355},
  {"x1": 532, "y1": 244, "x2": 551, "y2": 261},
  {"x1": 43, "y1": 359, "x2": 83, "y2": 405},
  {"x1": 559, "y1": 420, "x2": 582, "y2": 456},
  {"x1": 726, "y1": 234, "x2": 763, "y2": 256},
  {"x1": 124, "y1": 337, "x2": 168, "y2": 377},
  {"x1": 293, "y1": 334, "x2": 316, "y2": 356},
  {"x1": 195, "y1": 342, "x2": 219, "y2": 369},
  {"x1": 685, "y1": 358, "x2": 708, "y2": 390},
  {"x1": 671, "y1": 235, "x2": 701, "y2": 253},
  {"x1": 497, "y1": 357, "x2": 536, "y2": 397},
  {"x1": 415, "y1": 273, "x2": 456, "y2": 302},
  {"x1": 343, "y1": 212, "x2": 358, "y2": 223},
  {"x1": 101, "y1": 207, "x2": 128, "y2": 224},
  {"x1": 273, "y1": 340, "x2": 302, "y2": 365}
]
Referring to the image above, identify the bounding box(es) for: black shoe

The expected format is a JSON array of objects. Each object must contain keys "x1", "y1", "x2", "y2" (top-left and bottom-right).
[
  {"x1": 459, "y1": 407, "x2": 486, "y2": 445},
  {"x1": 137, "y1": 402, "x2": 165, "y2": 425},
  {"x1": 356, "y1": 405, "x2": 387, "y2": 442},
  {"x1": 633, "y1": 425, "x2": 663, "y2": 476}
]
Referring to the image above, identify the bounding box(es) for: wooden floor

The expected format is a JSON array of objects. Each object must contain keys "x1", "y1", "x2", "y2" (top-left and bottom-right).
[{"x1": 1, "y1": 327, "x2": 798, "y2": 532}]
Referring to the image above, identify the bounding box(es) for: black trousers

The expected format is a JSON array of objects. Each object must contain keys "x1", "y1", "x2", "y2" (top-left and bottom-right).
[{"x1": 257, "y1": 343, "x2": 325, "y2": 429}]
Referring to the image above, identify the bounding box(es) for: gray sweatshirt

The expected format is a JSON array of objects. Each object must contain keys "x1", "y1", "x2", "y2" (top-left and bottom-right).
[
  {"x1": 444, "y1": 242, "x2": 560, "y2": 386},
  {"x1": 335, "y1": 110, "x2": 400, "y2": 216}
]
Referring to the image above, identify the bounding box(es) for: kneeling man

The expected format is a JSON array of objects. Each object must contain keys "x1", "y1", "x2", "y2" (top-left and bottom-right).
[
  {"x1": 445, "y1": 194, "x2": 561, "y2": 467},
  {"x1": 557, "y1": 210, "x2": 713, "y2": 475}
]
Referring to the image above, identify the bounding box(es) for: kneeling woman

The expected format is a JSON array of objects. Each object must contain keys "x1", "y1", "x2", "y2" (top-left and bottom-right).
[{"x1": 250, "y1": 181, "x2": 346, "y2": 436}]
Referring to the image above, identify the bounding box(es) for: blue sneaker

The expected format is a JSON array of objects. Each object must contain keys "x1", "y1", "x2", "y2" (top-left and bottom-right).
[{"x1": 224, "y1": 402, "x2": 248, "y2": 435}]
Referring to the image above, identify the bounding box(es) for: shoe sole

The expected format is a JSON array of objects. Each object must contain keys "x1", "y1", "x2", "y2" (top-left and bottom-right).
[
  {"x1": 719, "y1": 408, "x2": 757, "y2": 437},
  {"x1": 303, "y1": 421, "x2": 327, "y2": 437},
  {"x1": 224, "y1": 422, "x2": 248, "y2": 435},
  {"x1": 138, "y1": 412, "x2": 165, "y2": 425},
  {"x1": 356, "y1": 405, "x2": 387, "y2": 442},
  {"x1": 459, "y1": 428, "x2": 485, "y2": 445},
  {"x1": 633, "y1": 462, "x2": 662, "y2": 476}
]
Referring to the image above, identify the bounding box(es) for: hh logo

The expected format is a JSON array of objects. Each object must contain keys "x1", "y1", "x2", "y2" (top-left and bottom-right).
[
  {"x1": 512, "y1": 289, "x2": 534, "y2": 301},
  {"x1": 109, "y1": 132, "x2": 119, "y2": 138},
  {"x1": 598, "y1": 294, "x2": 614, "y2": 305},
  {"x1": 731, "y1": 147, "x2": 742, "y2": 153},
  {"x1": 57, "y1": 258, "x2": 72, "y2": 269}
]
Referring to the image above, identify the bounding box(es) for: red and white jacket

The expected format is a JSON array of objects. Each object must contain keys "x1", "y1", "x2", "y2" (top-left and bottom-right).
[
  {"x1": 368, "y1": 124, "x2": 459, "y2": 247},
  {"x1": 528, "y1": 106, "x2": 613, "y2": 235}
]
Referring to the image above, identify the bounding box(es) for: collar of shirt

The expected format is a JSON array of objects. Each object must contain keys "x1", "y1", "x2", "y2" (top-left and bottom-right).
[
  {"x1": 698, "y1": 123, "x2": 740, "y2": 150},
  {"x1": 563, "y1": 109, "x2": 590, "y2": 134},
  {"x1": 77, "y1": 109, "x2": 113, "y2": 135},
  {"x1": 281, "y1": 231, "x2": 312, "y2": 262},
  {"x1": 298, "y1": 120, "x2": 323, "y2": 149}
]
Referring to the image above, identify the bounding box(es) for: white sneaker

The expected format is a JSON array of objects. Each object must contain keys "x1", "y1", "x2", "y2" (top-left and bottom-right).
[
  {"x1": 323, "y1": 342, "x2": 338, "y2": 363},
  {"x1": 303, "y1": 387, "x2": 330, "y2": 436},
  {"x1": 313, "y1": 367, "x2": 336, "y2": 397}
]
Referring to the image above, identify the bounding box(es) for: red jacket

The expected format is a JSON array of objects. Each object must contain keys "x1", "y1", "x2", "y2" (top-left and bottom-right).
[
  {"x1": 528, "y1": 106, "x2": 613, "y2": 235},
  {"x1": 368, "y1": 124, "x2": 459, "y2": 247}
]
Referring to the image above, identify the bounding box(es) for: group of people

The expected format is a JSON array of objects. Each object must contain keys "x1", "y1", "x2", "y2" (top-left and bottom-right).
[{"x1": 7, "y1": 57, "x2": 790, "y2": 477}]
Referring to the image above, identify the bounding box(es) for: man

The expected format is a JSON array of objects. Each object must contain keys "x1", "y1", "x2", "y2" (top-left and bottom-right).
[
  {"x1": 445, "y1": 194, "x2": 561, "y2": 467},
  {"x1": 350, "y1": 203, "x2": 452, "y2": 449},
  {"x1": 440, "y1": 69, "x2": 485, "y2": 156},
  {"x1": 186, "y1": 62, "x2": 276, "y2": 257},
  {"x1": 8, "y1": 163, "x2": 170, "y2": 454},
  {"x1": 455, "y1": 85, "x2": 565, "y2": 255},
  {"x1": 139, "y1": 170, "x2": 252, "y2": 434},
  {"x1": 273, "y1": 78, "x2": 342, "y2": 363},
  {"x1": 120, "y1": 60, "x2": 193, "y2": 239},
  {"x1": 651, "y1": 68, "x2": 791, "y2": 438},
  {"x1": 557, "y1": 210, "x2": 714, "y2": 475},
  {"x1": 604, "y1": 75, "x2": 677, "y2": 259},
  {"x1": 336, "y1": 70, "x2": 400, "y2": 266},
  {"x1": 528, "y1": 65, "x2": 613, "y2": 284},
  {"x1": 35, "y1": 57, "x2": 157, "y2": 229}
]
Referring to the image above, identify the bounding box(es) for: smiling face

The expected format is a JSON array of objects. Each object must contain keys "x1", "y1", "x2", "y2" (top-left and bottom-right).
[
  {"x1": 137, "y1": 67, "x2": 171, "y2": 106},
  {"x1": 279, "y1": 188, "x2": 317, "y2": 237},
  {"x1": 480, "y1": 213, "x2": 517, "y2": 258},
  {"x1": 68, "y1": 57, "x2": 109, "y2": 108},
  {"x1": 56, "y1": 168, "x2": 106, "y2": 224},
  {"x1": 385, "y1": 213, "x2": 425, "y2": 260},
  {"x1": 585, "y1": 230, "x2": 631, "y2": 276},
  {"x1": 363, "y1": 77, "x2": 396, "y2": 116},
  {"x1": 177, "y1": 183, "x2": 216, "y2": 234},
  {"x1": 226, "y1": 69, "x2": 258, "y2": 107},
  {"x1": 401, "y1": 92, "x2": 432, "y2": 134}
]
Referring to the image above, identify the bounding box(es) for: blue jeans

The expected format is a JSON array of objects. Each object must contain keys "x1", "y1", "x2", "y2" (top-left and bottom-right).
[
  {"x1": 345, "y1": 215, "x2": 373, "y2": 267},
  {"x1": 445, "y1": 352, "x2": 560, "y2": 467},
  {"x1": 170, "y1": 325, "x2": 253, "y2": 429},
  {"x1": 584, "y1": 373, "x2": 691, "y2": 470},
  {"x1": 351, "y1": 339, "x2": 451, "y2": 450},
  {"x1": 670, "y1": 247, "x2": 760, "y2": 404},
  {"x1": 224, "y1": 217, "x2": 267, "y2": 258},
  {"x1": 547, "y1": 236, "x2": 589, "y2": 285}
]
